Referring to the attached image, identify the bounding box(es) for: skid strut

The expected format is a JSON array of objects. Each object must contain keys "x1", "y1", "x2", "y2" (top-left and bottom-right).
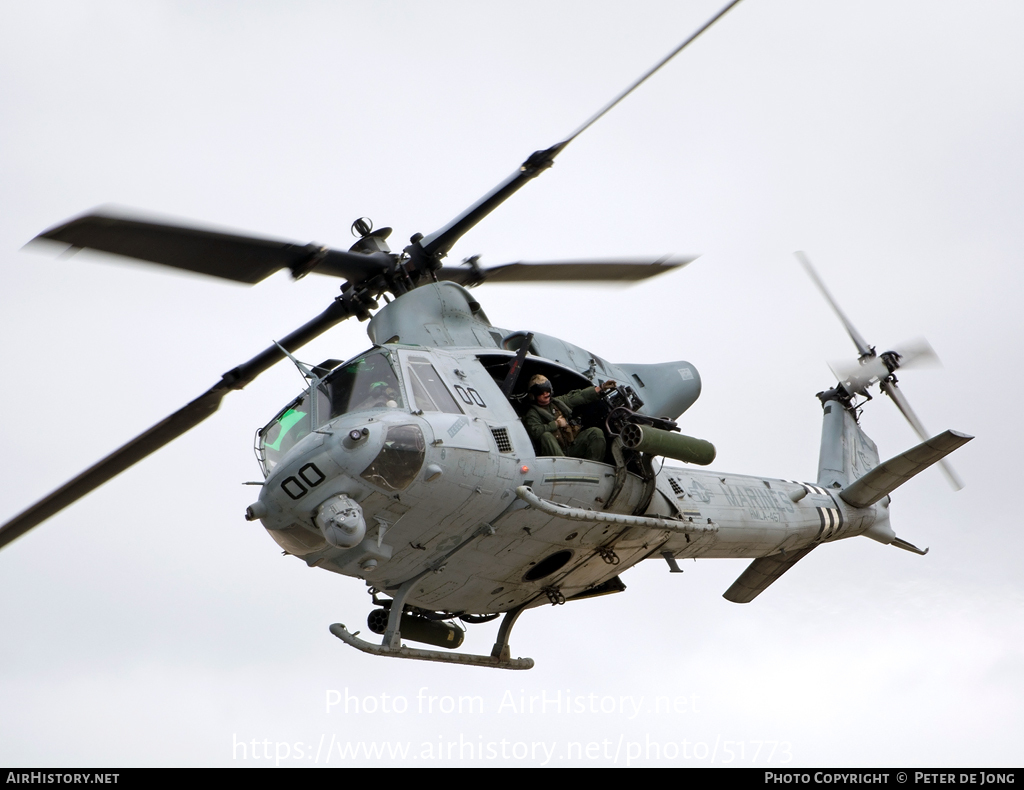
[{"x1": 329, "y1": 520, "x2": 535, "y2": 669}]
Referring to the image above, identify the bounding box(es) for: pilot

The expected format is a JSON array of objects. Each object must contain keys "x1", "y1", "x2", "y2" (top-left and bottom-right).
[
  {"x1": 523, "y1": 374, "x2": 615, "y2": 461},
  {"x1": 353, "y1": 381, "x2": 400, "y2": 411}
]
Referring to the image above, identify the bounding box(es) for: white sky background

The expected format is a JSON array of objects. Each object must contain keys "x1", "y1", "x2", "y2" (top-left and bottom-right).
[{"x1": 1, "y1": 0, "x2": 1021, "y2": 768}]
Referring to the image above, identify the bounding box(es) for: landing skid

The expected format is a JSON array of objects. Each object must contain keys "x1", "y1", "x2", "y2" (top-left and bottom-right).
[
  {"x1": 329, "y1": 623, "x2": 535, "y2": 670},
  {"x1": 331, "y1": 529, "x2": 536, "y2": 669}
]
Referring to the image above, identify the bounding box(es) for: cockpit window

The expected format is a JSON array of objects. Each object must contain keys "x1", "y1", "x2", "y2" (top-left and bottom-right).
[
  {"x1": 264, "y1": 408, "x2": 306, "y2": 452},
  {"x1": 256, "y1": 350, "x2": 405, "y2": 476},
  {"x1": 323, "y1": 351, "x2": 404, "y2": 418},
  {"x1": 258, "y1": 391, "x2": 316, "y2": 474},
  {"x1": 360, "y1": 424, "x2": 425, "y2": 491},
  {"x1": 406, "y1": 356, "x2": 462, "y2": 414}
]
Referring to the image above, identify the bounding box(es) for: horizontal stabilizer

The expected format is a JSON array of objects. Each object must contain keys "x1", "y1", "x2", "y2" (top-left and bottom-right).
[
  {"x1": 839, "y1": 430, "x2": 973, "y2": 509},
  {"x1": 723, "y1": 546, "x2": 816, "y2": 604}
]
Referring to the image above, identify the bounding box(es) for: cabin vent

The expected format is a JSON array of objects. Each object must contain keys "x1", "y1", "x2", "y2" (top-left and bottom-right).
[{"x1": 490, "y1": 427, "x2": 514, "y2": 453}]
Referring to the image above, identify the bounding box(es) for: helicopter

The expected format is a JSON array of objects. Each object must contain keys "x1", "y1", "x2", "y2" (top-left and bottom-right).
[{"x1": 0, "y1": 1, "x2": 972, "y2": 672}]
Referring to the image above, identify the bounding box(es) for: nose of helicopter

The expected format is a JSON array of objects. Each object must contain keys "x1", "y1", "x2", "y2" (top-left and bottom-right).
[{"x1": 250, "y1": 411, "x2": 428, "y2": 535}]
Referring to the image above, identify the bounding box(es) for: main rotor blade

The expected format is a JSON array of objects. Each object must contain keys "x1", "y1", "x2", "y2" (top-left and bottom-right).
[
  {"x1": 795, "y1": 251, "x2": 873, "y2": 359},
  {"x1": 564, "y1": 0, "x2": 744, "y2": 145},
  {"x1": 435, "y1": 257, "x2": 693, "y2": 285},
  {"x1": 0, "y1": 298, "x2": 356, "y2": 551},
  {"x1": 416, "y1": 0, "x2": 744, "y2": 261},
  {"x1": 880, "y1": 379, "x2": 964, "y2": 490},
  {"x1": 33, "y1": 211, "x2": 390, "y2": 285}
]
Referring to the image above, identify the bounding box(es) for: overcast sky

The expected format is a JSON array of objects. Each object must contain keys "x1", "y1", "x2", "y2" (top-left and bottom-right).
[{"x1": 1, "y1": 0, "x2": 1022, "y2": 767}]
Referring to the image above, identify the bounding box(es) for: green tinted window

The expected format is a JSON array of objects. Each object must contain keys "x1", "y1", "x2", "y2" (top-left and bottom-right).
[{"x1": 259, "y1": 394, "x2": 313, "y2": 473}]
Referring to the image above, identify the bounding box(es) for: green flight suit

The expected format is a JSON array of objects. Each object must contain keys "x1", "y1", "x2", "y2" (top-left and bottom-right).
[{"x1": 523, "y1": 386, "x2": 607, "y2": 462}]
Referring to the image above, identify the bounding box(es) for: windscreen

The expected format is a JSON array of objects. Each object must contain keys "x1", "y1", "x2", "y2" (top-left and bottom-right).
[
  {"x1": 256, "y1": 350, "x2": 405, "y2": 475},
  {"x1": 323, "y1": 351, "x2": 404, "y2": 418},
  {"x1": 257, "y1": 390, "x2": 321, "y2": 474}
]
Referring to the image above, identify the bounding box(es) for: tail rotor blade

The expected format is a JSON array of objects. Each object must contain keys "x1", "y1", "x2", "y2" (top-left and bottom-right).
[
  {"x1": 829, "y1": 356, "x2": 890, "y2": 393},
  {"x1": 830, "y1": 338, "x2": 940, "y2": 393},
  {"x1": 795, "y1": 251, "x2": 873, "y2": 359},
  {"x1": 880, "y1": 379, "x2": 964, "y2": 490},
  {"x1": 879, "y1": 379, "x2": 928, "y2": 443},
  {"x1": 892, "y1": 338, "x2": 940, "y2": 371}
]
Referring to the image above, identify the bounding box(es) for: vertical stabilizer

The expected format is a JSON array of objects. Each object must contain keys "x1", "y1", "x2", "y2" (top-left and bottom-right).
[{"x1": 817, "y1": 395, "x2": 879, "y2": 491}]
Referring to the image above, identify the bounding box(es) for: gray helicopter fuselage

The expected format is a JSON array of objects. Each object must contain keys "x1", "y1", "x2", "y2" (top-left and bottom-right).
[{"x1": 250, "y1": 283, "x2": 882, "y2": 615}]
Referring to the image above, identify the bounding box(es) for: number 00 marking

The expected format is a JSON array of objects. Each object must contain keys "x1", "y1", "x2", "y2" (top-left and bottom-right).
[
  {"x1": 454, "y1": 385, "x2": 486, "y2": 408},
  {"x1": 299, "y1": 463, "x2": 325, "y2": 486},
  {"x1": 281, "y1": 462, "x2": 326, "y2": 500}
]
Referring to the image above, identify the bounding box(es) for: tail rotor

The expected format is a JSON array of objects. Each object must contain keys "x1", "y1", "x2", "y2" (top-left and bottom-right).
[{"x1": 796, "y1": 251, "x2": 963, "y2": 490}]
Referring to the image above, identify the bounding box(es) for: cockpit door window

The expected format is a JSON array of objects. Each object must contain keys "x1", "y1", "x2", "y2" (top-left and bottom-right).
[{"x1": 406, "y1": 356, "x2": 463, "y2": 414}]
